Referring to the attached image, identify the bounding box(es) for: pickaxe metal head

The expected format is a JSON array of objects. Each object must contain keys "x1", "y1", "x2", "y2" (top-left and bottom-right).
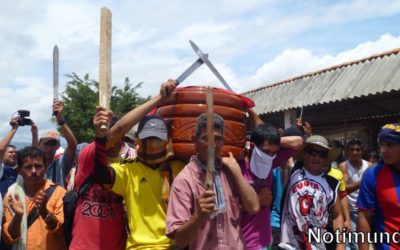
[{"x1": 189, "y1": 40, "x2": 233, "y2": 91}]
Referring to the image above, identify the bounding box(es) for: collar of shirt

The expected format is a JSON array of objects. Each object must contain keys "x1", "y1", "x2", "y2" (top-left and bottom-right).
[{"x1": 193, "y1": 155, "x2": 222, "y2": 172}]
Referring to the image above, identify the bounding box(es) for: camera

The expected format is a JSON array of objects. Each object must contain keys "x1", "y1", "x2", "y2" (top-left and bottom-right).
[{"x1": 17, "y1": 110, "x2": 33, "y2": 126}]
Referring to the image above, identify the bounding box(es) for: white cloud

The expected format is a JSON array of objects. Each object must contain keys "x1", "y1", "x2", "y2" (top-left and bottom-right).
[
  {"x1": 0, "y1": 79, "x2": 56, "y2": 143},
  {"x1": 0, "y1": 0, "x2": 400, "y2": 143},
  {"x1": 251, "y1": 33, "x2": 400, "y2": 87}
]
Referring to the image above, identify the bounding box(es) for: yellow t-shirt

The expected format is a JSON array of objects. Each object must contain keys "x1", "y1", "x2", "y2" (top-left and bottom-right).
[
  {"x1": 327, "y1": 167, "x2": 347, "y2": 196},
  {"x1": 111, "y1": 159, "x2": 184, "y2": 250}
]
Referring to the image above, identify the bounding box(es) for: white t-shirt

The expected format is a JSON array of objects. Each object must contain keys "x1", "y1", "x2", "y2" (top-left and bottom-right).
[
  {"x1": 346, "y1": 159, "x2": 369, "y2": 212},
  {"x1": 280, "y1": 166, "x2": 339, "y2": 250}
]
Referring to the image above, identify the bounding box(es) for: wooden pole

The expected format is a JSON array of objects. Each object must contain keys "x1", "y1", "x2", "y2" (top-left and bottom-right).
[
  {"x1": 205, "y1": 87, "x2": 215, "y2": 190},
  {"x1": 99, "y1": 7, "x2": 112, "y2": 130}
]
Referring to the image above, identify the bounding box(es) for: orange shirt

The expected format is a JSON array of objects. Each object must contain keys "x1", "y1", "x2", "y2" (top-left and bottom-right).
[{"x1": 2, "y1": 180, "x2": 67, "y2": 250}]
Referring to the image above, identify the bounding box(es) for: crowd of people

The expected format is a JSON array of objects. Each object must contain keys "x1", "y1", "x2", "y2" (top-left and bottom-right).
[{"x1": 0, "y1": 79, "x2": 399, "y2": 250}]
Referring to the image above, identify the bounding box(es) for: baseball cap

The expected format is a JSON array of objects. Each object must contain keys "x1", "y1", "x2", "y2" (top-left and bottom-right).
[
  {"x1": 378, "y1": 123, "x2": 400, "y2": 144},
  {"x1": 137, "y1": 115, "x2": 168, "y2": 141},
  {"x1": 125, "y1": 126, "x2": 137, "y2": 141},
  {"x1": 40, "y1": 130, "x2": 60, "y2": 143}
]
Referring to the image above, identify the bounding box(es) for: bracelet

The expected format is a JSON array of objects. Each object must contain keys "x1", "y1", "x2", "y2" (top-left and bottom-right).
[{"x1": 57, "y1": 118, "x2": 66, "y2": 126}]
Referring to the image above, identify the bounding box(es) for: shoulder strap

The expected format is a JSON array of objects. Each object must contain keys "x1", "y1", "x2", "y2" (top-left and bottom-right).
[
  {"x1": 27, "y1": 209, "x2": 39, "y2": 228},
  {"x1": 27, "y1": 184, "x2": 58, "y2": 228},
  {"x1": 45, "y1": 184, "x2": 57, "y2": 198},
  {"x1": 324, "y1": 174, "x2": 340, "y2": 208},
  {"x1": 325, "y1": 174, "x2": 340, "y2": 192},
  {"x1": 78, "y1": 175, "x2": 94, "y2": 196}
]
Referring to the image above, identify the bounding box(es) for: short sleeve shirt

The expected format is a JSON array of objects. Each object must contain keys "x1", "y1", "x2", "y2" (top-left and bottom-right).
[
  {"x1": 111, "y1": 159, "x2": 184, "y2": 249},
  {"x1": 166, "y1": 156, "x2": 244, "y2": 250},
  {"x1": 3, "y1": 180, "x2": 67, "y2": 250},
  {"x1": 0, "y1": 163, "x2": 17, "y2": 198},
  {"x1": 327, "y1": 167, "x2": 347, "y2": 197},
  {"x1": 239, "y1": 148, "x2": 295, "y2": 249},
  {"x1": 70, "y1": 142, "x2": 127, "y2": 250},
  {"x1": 357, "y1": 161, "x2": 400, "y2": 249},
  {"x1": 280, "y1": 167, "x2": 339, "y2": 250}
]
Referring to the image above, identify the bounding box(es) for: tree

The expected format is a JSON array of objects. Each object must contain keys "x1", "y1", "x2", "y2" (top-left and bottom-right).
[
  {"x1": 60, "y1": 73, "x2": 149, "y2": 143},
  {"x1": 111, "y1": 77, "x2": 149, "y2": 117}
]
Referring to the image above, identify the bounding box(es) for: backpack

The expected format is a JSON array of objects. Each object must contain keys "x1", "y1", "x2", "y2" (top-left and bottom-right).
[{"x1": 63, "y1": 175, "x2": 93, "y2": 247}]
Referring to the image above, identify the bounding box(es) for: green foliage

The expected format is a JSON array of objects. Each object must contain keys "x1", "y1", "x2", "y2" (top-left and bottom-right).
[
  {"x1": 111, "y1": 77, "x2": 150, "y2": 117},
  {"x1": 60, "y1": 73, "x2": 149, "y2": 143}
]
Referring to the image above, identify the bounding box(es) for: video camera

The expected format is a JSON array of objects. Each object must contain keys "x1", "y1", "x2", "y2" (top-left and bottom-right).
[{"x1": 17, "y1": 110, "x2": 33, "y2": 126}]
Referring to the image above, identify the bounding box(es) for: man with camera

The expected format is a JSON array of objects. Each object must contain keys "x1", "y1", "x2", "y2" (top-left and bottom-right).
[
  {"x1": 15, "y1": 110, "x2": 35, "y2": 127},
  {"x1": 0, "y1": 112, "x2": 38, "y2": 249},
  {"x1": 40, "y1": 100, "x2": 77, "y2": 187},
  {"x1": 0, "y1": 115, "x2": 39, "y2": 198}
]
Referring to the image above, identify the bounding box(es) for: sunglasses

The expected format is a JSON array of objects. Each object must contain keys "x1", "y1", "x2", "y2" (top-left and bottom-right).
[{"x1": 306, "y1": 148, "x2": 328, "y2": 159}]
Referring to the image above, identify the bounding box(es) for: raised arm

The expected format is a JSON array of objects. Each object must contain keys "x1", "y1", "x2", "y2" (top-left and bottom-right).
[
  {"x1": 247, "y1": 108, "x2": 263, "y2": 129},
  {"x1": 0, "y1": 117, "x2": 18, "y2": 163},
  {"x1": 107, "y1": 79, "x2": 177, "y2": 147},
  {"x1": 280, "y1": 136, "x2": 303, "y2": 150},
  {"x1": 296, "y1": 119, "x2": 312, "y2": 138},
  {"x1": 281, "y1": 157, "x2": 294, "y2": 188},
  {"x1": 222, "y1": 152, "x2": 260, "y2": 214},
  {"x1": 31, "y1": 121, "x2": 39, "y2": 147},
  {"x1": 93, "y1": 106, "x2": 115, "y2": 190},
  {"x1": 53, "y1": 99, "x2": 77, "y2": 161}
]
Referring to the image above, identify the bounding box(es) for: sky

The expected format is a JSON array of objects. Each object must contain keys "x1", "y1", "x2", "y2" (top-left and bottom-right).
[{"x1": 1, "y1": 0, "x2": 400, "y2": 144}]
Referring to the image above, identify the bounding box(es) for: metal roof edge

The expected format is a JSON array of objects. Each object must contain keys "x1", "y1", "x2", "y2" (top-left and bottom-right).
[{"x1": 241, "y1": 47, "x2": 400, "y2": 95}]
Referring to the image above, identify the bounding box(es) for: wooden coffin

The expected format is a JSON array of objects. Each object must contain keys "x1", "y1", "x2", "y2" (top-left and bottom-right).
[{"x1": 157, "y1": 86, "x2": 251, "y2": 161}]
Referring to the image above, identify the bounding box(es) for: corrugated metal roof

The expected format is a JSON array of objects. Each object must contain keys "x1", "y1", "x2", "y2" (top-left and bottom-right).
[{"x1": 243, "y1": 48, "x2": 400, "y2": 114}]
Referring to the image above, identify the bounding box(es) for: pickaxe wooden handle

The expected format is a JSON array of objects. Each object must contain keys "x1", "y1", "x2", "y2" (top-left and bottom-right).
[
  {"x1": 99, "y1": 7, "x2": 112, "y2": 131},
  {"x1": 205, "y1": 86, "x2": 215, "y2": 190}
]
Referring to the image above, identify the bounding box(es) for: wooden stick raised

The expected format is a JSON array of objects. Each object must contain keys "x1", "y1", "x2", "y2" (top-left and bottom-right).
[
  {"x1": 205, "y1": 86, "x2": 215, "y2": 190},
  {"x1": 99, "y1": 7, "x2": 112, "y2": 130}
]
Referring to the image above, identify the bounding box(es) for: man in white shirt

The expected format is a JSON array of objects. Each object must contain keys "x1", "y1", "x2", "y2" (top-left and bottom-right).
[{"x1": 339, "y1": 138, "x2": 372, "y2": 250}]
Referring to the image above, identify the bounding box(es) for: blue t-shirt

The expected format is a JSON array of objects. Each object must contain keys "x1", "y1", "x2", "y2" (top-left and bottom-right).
[
  {"x1": 270, "y1": 167, "x2": 284, "y2": 228},
  {"x1": 0, "y1": 163, "x2": 17, "y2": 198},
  {"x1": 357, "y1": 161, "x2": 400, "y2": 250}
]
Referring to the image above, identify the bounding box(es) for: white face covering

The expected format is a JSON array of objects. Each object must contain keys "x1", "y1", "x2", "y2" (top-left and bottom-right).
[{"x1": 250, "y1": 146, "x2": 276, "y2": 179}]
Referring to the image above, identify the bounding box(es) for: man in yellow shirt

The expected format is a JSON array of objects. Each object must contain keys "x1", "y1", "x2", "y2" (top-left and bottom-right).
[
  {"x1": 108, "y1": 114, "x2": 184, "y2": 249},
  {"x1": 93, "y1": 79, "x2": 184, "y2": 249}
]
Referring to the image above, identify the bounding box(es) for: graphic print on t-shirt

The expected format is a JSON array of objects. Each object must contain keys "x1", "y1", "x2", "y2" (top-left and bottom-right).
[
  {"x1": 280, "y1": 168, "x2": 337, "y2": 250},
  {"x1": 80, "y1": 185, "x2": 123, "y2": 219},
  {"x1": 290, "y1": 179, "x2": 329, "y2": 231}
]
